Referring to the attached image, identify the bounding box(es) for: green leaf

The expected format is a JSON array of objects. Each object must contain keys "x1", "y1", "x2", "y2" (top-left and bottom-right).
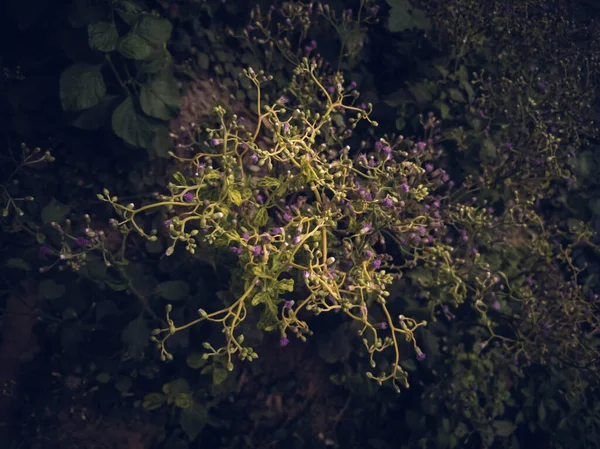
[
  {"x1": 72, "y1": 94, "x2": 121, "y2": 130},
  {"x1": 172, "y1": 171, "x2": 187, "y2": 186},
  {"x1": 447, "y1": 88, "x2": 466, "y2": 103},
  {"x1": 226, "y1": 189, "x2": 242, "y2": 206},
  {"x1": 180, "y1": 403, "x2": 208, "y2": 441},
  {"x1": 275, "y1": 279, "x2": 294, "y2": 293},
  {"x1": 254, "y1": 207, "x2": 268, "y2": 227},
  {"x1": 186, "y1": 353, "x2": 208, "y2": 369},
  {"x1": 155, "y1": 280, "x2": 190, "y2": 301},
  {"x1": 136, "y1": 48, "x2": 173, "y2": 75},
  {"x1": 60, "y1": 63, "x2": 106, "y2": 112},
  {"x1": 163, "y1": 378, "x2": 191, "y2": 396},
  {"x1": 4, "y1": 258, "x2": 31, "y2": 271},
  {"x1": 142, "y1": 392, "x2": 166, "y2": 410},
  {"x1": 96, "y1": 372, "x2": 111, "y2": 383},
  {"x1": 136, "y1": 14, "x2": 172, "y2": 46},
  {"x1": 122, "y1": 314, "x2": 151, "y2": 360},
  {"x1": 88, "y1": 22, "x2": 119, "y2": 52},
  {"x1": 175, "y1": 392, "x2": 194, "y2": 409},
  {"x1": 139, "y1": 74, "x2": 180, "y2": 120},
  {"x1": 213, "y1": 367, "x2": 228, "y2": 385},
  {"x1": 114, "y1": 0, "x2": 144, "y2": 25},
  {"x1": 258, "y1": 176, "x2": 281, "y2": 188},
  {"x1": 112, "y1": 96, "x2": 158, "y2": 148},
  {"x1": 386, "y1": 0, "x2": 432, "y2": 33},
  {"x1": 118, "y1": 33, "x2": 152, "y2": 60},
  {"x1": 41, "y1": 198, "x2": 71, "y2": 224},
  {"x1": 38, "y1": 279, "x2": 66, "y2": 300},
  {"x1": 493, "y1": 420, "x2": 517, "y2": 437}
]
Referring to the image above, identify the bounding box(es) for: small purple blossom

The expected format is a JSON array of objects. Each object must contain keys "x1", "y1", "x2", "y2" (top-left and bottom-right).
[
  {"x1": 230, "y1": 247, "x2": 243, "y2": 255},
  {"x1": 284, "y1": 300, "x2": 295, "y2": 310},
  {"x1": 283, "y1": 212, "x2": 293, "y2": 222},
  {"x1": 372, "y1": 259, "x2": 382, "y2": 269},
  {"x1": 249, "y1": 153, "x2": 260, "y2": 164},
  {"x1": 366, "y1": 250, "x2": 374, "y2": 258},
  {"x1": 183, "y1": 192, "x2": 194, "y2": 202},
  {"x1": 210, "y1": 138, "x2": 220, "y2": 146},
  {"x1": 39, "y1": 245, "x2": 52, "y2": 257},
  {"x1": 280, "y1": 336, "x2": 290, "y2": 347},
  {"x1": 252, "y1": 246, "x2": 262, "y2": 257},
  {"x1": 491, "y1": 300, "x2": 501, "y2": 311},
  {"x1": 416, "y1": 141, "x2": 426, "y2": 151},
  {"x1": 417, "y1": 351, "x2": 427, "y2": 362},
  {"x1": 303, "y1": 270, "x2": 311, "y2": 279},
  {"x1": 76, "y1": 237, "x2": 91, "y2": 247},
  {"x1": 377, "y1": 322, "x2": 388, "y2": 330},
  {"x1": 401, "y1": 183, "x2": 410, "y2": 193},
  {"x1": 375, "y1": 141, "x2": 383, "y2": 151},
  {"x1": 382, "y1": 197, "x2": 393, "y2": 208},
  {"x1": 271, "y1": 227, "x2": 283, "y2": 235}
]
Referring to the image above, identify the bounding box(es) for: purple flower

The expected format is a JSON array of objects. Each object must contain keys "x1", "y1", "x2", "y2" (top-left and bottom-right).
[
  {"x1": 282, "y1": 123, "x2": 290, "y2": 133},
  {"x1": 230, "y1": 247, "x2": 243, "y2": 255},
  {"x1": 491, "y1": 300, "x2": 501, "y2": 311},
  {"x1": 377, "y1": 322, "x2": 388, "y2": 330},
  {"x1": 360, "y1": 103, "x2": 367, "y2": 110},
  {"x1": 349, "y1": 81, "x2": 357, "y2": 89},
  {"x1": 416, "y1": 142, "x2": 426, "y2": 151},
  {"x1": 280, "y1": 337, "x2": 290, "y2": 347},
  {"x1": 39, "y1": 245, "x2": 52, "y2": 257},
  {"x1": 256, "y1": 194, "x2": 264, "y2": 203},
  {"x1": 183, "y1": 192, "x2": 194, "y2": 202},
  {"x1": 284, "y1": 300, "x2": 294, "y2": 310},
  {"x1": 366, "y1": 250, "x2": 374, "y2": 258},
  {"x1": 249, "y1": 153, "x2": 259, "y2": 164},
  {"x1": 375, "y1": 141, "x2": 383, "y2": 151},
  {"x1": 372, "y1": 259, "x2": 381, "y2": 269},
  {"x1": 271, "y1": 227, "x2": 283, "y2": 235},
  {"x1": 76, "y1": 237, "x2": 91, "y2": 247},
  {"x1": 210, "y1": 138, "x2": 220, "y2": 146},
  {"x1": 361, "y1": 223, "x2": 373, "y2": 233},
  {"x1": 283, "y1": 212, "x2": 293, "y2": 222},
  {"x1": 278, "y1": 95, "x2": 289, "y2": 105},
  {"x1": 252, "y1": 246, "x2": 262, "y2": 257},
  {"x1": 327, "y1": 86, "x2": 335, "y2": 94},
  {"x1": 417, "y1": 351, "x2": 427, "y2": 362},
  {"x1": 382, "y1": 197, "x2": 393, "y2": 208},
  {"x1": 242, "y1": 232, "x2": 250, "y2": 240},
  {"x1": 401, "y1": 183, "x2": 410, "y2": 193},
  {"x1": 382, "y1": 146, "x2": 392, "y2": 160},
  {"x1": 425, "y1": 163, "x2": 434, "y2": 173}
]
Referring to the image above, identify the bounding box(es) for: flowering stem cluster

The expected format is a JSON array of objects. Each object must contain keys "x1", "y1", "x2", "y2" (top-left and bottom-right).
[{"x1": 98, "y1": 57, "x2": 453, "y2": 391}]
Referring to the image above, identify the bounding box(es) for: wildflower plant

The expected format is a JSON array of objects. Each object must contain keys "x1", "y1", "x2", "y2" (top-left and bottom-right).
[{"x1": 95, "y1": 56, "x2": 456, "y2": 392}]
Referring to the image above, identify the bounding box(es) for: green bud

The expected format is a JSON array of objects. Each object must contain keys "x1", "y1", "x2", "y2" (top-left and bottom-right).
[
  {"x1": 165, "y1": 304, "x2": 172, "y2": 313},
  {"x1": 227, "y1": 362, "x2": 234, "y2": 371},
  {"x1": 151, "y1": 328, "x2": 161, "y2": 336}
]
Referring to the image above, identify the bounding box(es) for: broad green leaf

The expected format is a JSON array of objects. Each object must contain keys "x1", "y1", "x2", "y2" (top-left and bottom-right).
[
  {"x1": 72, "y1": 94, "x2": 121, "y2": 130},
  {"x1": 136, "y1": 48, "x2": 173, "y2": 74},
  {"x1": 5, "y1": 258, "x2": 31, "y2": 271},
  {"x1": 175, "y1": 393, "x2": 193, "y2": 409},
  {"x1": 493, "y1": 420, "x2": 517, "y2": 437},
  {"x1": 88, "y1": 22, "x2": 119, "y2": 52},
  {"x1": 136, "y1": 14, "x2": 173, "y2": 46},
  {"x1": 275, "y1": 279, "x2": 294, "y2": 293},
  {"x1": 228, "y1": 189, "x2": 243, "y2": 206},
  {"x1": 122, "y1": 314, "x2": 151, "y2": 360},
  {"x1": 38, "y1": 279, "x2": 66, "y2": 300},
  {"x1": 254, "y1": 207, "x2": 268, "y2": 227},
  {"x1": 142, "y1": 392, "x2": 166, "y2": 410},
  {"x1": 212, "y1": 367, "x2": 228, "y2": 385},
  {"x1": 139, "y1": 74, "x2": 180, "y2": 120},
  {"x1": 180, "y1": 403, "x2": 208, "y2": 441},
  {"x1": 386, "y1": 0, "x2": 431, "y2": 33},
  {"x1": 186, "y1": 353, "x2": 208, "y2": 369},
  {"x1": 114, "y1": 0, "x2": 144, "y2": 25},
  {"x1": 118, "y1": 33, "x2": 152, "y2": 60},
  {"x1": 163, "y1": 378, "x2": 191, "y2": 396},
  {"x1": 155, "y1": 280, "x2": 190, "y2": 301},
  {"x1": 258, "y1": 177, "x2": 281, "y2": 188},
  {"x1": 41, "y1": 198, "x2": 71, "y2": 224},
  {"x1": 448, "y1": 88, "x2": 466, "y2": 103},
  {"x1": 60, "y1": 63, "x2": 106, "y2": 112},
  {"x1": 112, "y1": 96, "x2": 158, "y2": 148}
]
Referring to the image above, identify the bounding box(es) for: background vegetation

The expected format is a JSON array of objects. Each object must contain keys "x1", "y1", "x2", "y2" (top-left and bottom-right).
[{"x1": 1, "y1": 1, "x2": 600, "y2": 448}]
